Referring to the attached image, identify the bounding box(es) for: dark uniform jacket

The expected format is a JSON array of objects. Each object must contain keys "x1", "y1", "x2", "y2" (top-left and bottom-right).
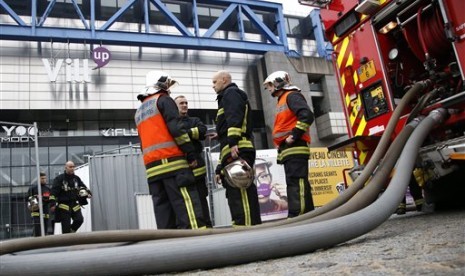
[
  {"x1": 27, "y1": 184, "x2": 52, "y2": 217},
  {"x1": 180, "y1": 115, "x2": 207, "y2": 178},
  {"x1": 215, "y1": 83, "x2": 255, "y2": 171},
  {"x1": 50, "y1": 172, "x2": 90, "y2": 207}
]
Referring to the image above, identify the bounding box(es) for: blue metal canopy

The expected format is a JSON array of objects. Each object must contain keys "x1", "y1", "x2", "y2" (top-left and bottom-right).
[{"x1": 0, "y1": 0, "x2": 292, "y2": 55}]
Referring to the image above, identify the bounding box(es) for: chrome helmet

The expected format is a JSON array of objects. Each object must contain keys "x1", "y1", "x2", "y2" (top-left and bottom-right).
[
  {"x1": 224, "y1": 158, "x2": 254, "y2": 189},
  {"x1": 78, "y1": 187, "x2": 89, "y2": 197},
  {"x1": 27, "y1": 196, "x2": 39, "y2": 211}
]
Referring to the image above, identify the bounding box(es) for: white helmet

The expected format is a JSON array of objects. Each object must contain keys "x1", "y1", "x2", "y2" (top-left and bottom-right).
[
  {"x1": 263, "y1": 71, "x2": 300, "y2": 96},
  {"x1": 224, "y1": 158, "x2": 254, "y2": 189},
  {"x1": 138, "y1": 71, "x2": 177, "y2": 100}
]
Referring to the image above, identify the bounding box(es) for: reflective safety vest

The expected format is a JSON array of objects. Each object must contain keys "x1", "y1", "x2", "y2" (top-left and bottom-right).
[
  {"x1": 273, "y1": 91, "x2": 311, "y2": 146},
  {"x1": 135, "y1": 94, "x2": 185, "y2": 166}
]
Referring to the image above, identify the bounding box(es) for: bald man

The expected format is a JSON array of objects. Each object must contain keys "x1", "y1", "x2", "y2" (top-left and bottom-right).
[
  {"x1": 212, "y1": 70, "x2": 262, "y2": 226},
  {"x1": 50, "y1": 161, "x2": 92, "y2": 233}
]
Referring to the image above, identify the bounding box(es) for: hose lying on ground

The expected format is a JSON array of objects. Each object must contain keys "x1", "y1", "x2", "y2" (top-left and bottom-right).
[
  {"x1": 291, "y1": 118, "x2": 421, "y2": 225},
  {"x1": 0, "y1": 80, "x2": 431, "y2": 256},
  {"x1": 0, "y1": 108, "x2": 447, "y2": 276}
]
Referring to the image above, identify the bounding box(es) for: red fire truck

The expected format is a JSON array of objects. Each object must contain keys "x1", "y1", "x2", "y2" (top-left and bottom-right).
[{"x1": 300, "y1": 0, "x2": 465, "y2": 206}]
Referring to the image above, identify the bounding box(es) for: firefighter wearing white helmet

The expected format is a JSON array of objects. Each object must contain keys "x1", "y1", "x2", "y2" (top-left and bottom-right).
[
  {"x1": 263, "y1": 71, "x2": 315, "y2": 218},
  {"x1": 135, "y1": 71, "x2": 207, "y2": 229}
]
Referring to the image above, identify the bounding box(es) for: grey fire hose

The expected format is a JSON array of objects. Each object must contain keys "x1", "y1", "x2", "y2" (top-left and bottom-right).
[
  {"x1": 292, "y1": 117, "x2": 421, "y2": 225},
  {"x1": 0, "y1": 108, "x2": 446, "y2": 276},
  {"x1": 0, "y1": 80, "x2": 431, "y2": 256}
]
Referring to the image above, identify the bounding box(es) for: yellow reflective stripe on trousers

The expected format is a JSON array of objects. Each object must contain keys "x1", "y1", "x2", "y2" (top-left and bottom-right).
[
  {"x1": 240, "y1": 188, "x2": 251, "y2": 226},
  {"x1": 299, "y1": 178, "x2": 305, "y2": 215},
  {"x1": 180, "y1": 187, "x2": 198, "y2": 229},
  {"x1": 278, "y1": 146, "x2": 310, "y2": 161},
  {"x1": 193, "y1": 166, "x2": 207, "y2": 177},
  {"x1": 220, "y1": 139, "x2": 254, "y2": 161},
  {"x1": 146, "y1": 159, "x2": 190, "y2": 178}
]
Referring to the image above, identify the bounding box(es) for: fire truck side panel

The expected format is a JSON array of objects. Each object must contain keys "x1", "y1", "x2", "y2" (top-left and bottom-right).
[
  {"x1": 333, "y1": 22, "x2": 395, "y2": 139},
  {"x1": 303, "y1": 0, "x2": 465, "y2": 208},
  {"x1": 442, "y1": 0, "x2": 465, "y2": 81}
]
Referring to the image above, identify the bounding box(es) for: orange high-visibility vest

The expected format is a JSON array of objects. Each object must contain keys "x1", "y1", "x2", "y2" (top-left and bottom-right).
[
  {"x1": 273, "y1": 91, "x2": 311, "y2": 146},
  {"x1": 135, "y1": 94, "x2": 184, "y2": 165}
]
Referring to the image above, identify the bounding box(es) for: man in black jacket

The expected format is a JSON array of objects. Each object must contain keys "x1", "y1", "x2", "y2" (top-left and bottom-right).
[
  {"x1": 26, "y1": 172, "x2": 52, "y2": 236},
  {"x1": 211, "y1": 70, "x2": 262, "y2": 226},
  {"x1": 50, "y1": 161, "x2": 92, "y2": 233},
  {"x1": 175, "y1": 95, "x2": 213, "y2": 227}
]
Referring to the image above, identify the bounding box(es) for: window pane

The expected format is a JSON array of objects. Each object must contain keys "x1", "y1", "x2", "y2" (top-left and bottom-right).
[
  {"x1": 11, "y1": 166, "x2": 33, "y2": 186},
  {"x1": 288, "y1": 18, "x2": 301, "y2": 35},
  {"x1": 0, "y1": 147, "x2": 11, "y2": 167},
  {"x1": 0, "y1": 167, "x2": 10, "y2": 186},
  {"x1": 11, "y1": 147, "x2": 31, "y2": 166},
  {"x1": 49, "y1": 146, "x2": 66, "y2": 165},
  {"x1": 68, "y1": 146, "x2": 86, "y2": 165},
  {"x1": 38, "y1": 147, "x2": 49, "y2": 168}
]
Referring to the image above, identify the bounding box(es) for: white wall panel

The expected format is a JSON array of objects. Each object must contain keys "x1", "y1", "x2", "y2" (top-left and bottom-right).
[
  {"x1": 0, "y1": 32, "x2": 316, "y2": 111},
  {"x1": 30, "y1": 100, "x2": 67, "y2": 109},
  {"x1": 99, "y1": 92, "x2": 134, "y2": 101},
  {"x1": 0, "y1": 100, "x2": 30, "y2": 109}
]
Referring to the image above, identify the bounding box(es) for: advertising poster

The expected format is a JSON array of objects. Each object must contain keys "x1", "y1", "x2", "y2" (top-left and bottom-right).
[
  {"x1": 209, "y1": 150, "x2": 288, "y2": 222},
  {"x1": 309, "y1": 147, "x2": 355, "y2": 207},
  {"x1": 209, "y1": 147, "x2": 355, "y2": 223},
  {"x1": 255, "y1": 149, "x2": 288, "y2": 221}
]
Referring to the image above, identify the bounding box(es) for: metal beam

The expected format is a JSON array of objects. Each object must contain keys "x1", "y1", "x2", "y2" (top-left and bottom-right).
[
  {"x1": 310, "y1": 9, "x2": 333, "y2": 60},
  {"x1": 0, "y1": 0, "x2": 291, "y2": 55},
  {"x1": 0, "y1": 25, "x2": 286, "y2": 54}
]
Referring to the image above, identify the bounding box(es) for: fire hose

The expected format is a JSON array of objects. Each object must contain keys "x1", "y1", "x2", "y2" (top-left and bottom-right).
[
  {"x1": 0, "y1": 108, "x2": 447, "y2": 275},
  {"x1": 0, "y1": 80, "x2": 431, "y2": 256}
]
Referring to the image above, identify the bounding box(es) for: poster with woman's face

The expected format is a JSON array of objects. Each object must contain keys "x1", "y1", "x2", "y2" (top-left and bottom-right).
[
  {"x1": 209, "y1": 150, "x2": 288, "y2": 222},
  {"x1": 255, "y1": 149, "x2": 288, "y2": 221}
]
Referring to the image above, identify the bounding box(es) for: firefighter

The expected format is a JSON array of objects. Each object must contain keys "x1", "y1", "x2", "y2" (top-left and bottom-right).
[
  {"x1": 174, "y1": 95, "x2": 213, "y2": 227},
  {"x1": 263, "y1": 71, "x2": 315, "y2": 218},
  {"x1": 135, "y1": 71, "x2": 206, "y2": 229},
  {"x1": 26, "y1": 172, "x2": 52, "y2": 237},
  {"x1": 50, "y1": 161, "x2": 92, "y2": 234},
  {"x1": 211, "y1": 70, "x2": 262, "y2": 226}
]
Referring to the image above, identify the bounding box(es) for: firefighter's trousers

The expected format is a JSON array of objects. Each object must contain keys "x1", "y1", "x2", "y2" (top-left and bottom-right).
[
  {"x1": 149, "y1": 173, "x2": 207, "y2": 229},
  {"x1": 283, "y1": 157, "x2": 315, "y2": 218},
  {"x1": 56, "y1": 203, "x2": 84, "y2": 233},
  {"x1": 195, "y1": 176, "x2": 212, "y2": 228},
  {"x1": 223, "y1": 152, "x2": 262, "y2": 226}
]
